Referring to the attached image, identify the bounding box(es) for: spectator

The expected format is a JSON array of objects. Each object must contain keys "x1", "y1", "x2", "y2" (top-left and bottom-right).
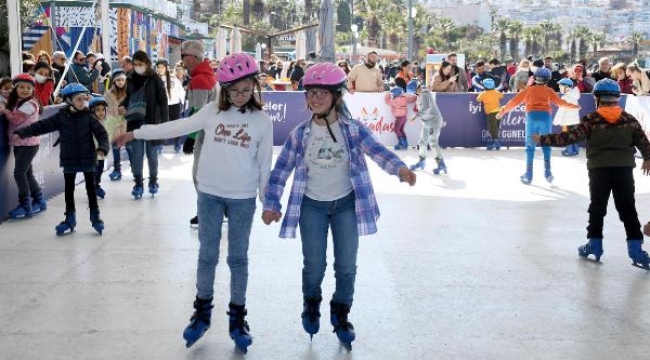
[
  {"x1": 592, "y1": 57, "x2": 613, "y2": 83},
  {"x1": 488, "y1": 58, "x2": 509, "y2": 91},
  {"x1": 258, "y1": 73, "x2": 274, "y2": 91},
  {"x1": 542, "y1": 56, "x2": 563, "y2": 92},
  {"x1": 610, "y1": 63, "x2": 634, "y2": 94},
  {"x1": 447, "y1": 53, "x2": 468, "y2": 92},
  {"x1": 347, "y1": 51, "x2": 384, "y2": 93},
  {"x1": 37, "y1": 51, "x2": 61, "y2": 86},
  {"x1": 32, "y1": 62, "x2": 55, "y2": 106},
  {"x1": 66, "y1": 50, "x2": 100, "y2": 90},
  {"x1": 338, "y1": 61, "x2": 351, "y2": 75},
  {"x1": 290, "y1": 59, "x2": 306, "y2": 90},
  {"x1": 471, "y1": 61, "x2": 492, "y2": 92},
  {"x1": 51, "y1": 51, "x2": 67, "y2": 83},
  {"x1": 286, "y1": 61, "x2": 296, "y2": 80},
  {"x1": 121, "y1": 50, "x2": 169, "y2": 199},
  {"x1": 430, "y1": 61, "x2": 458, "y2": 93},
  {"x1": 396, "y1": 60, "x2": 414, "y2": 84},
  {"x1": 120, "y1": 56, "x2": 134, "y2": 76},
  {"x1": 270, "y1": 60, "x2": 284, "y2": 79},
  {"x1": 571, "y1": 64, "x2": 594, "y2": 93},
  {"x1": 626, "y1": 63, "x2": 650, "y2": 95},
  {"x1": 510, "y1": 59, "x2": 531, "y2": 92},
  {"x1": 155, "y1": 59, "x2": 185, "y2": 153}
]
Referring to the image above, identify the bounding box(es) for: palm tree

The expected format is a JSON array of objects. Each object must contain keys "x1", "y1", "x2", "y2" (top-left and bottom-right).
[
  {"x1": 631, "y1": 32, "x2": 644, "y2": 59},
  {"x1": 538, "y1": 20, "x2": 559, "y2": 54},
  {"x1": 436, "y1": 17, "x2": 457, "y2": 44},
  {"x1": 529, "y1": 26, "x2": 542, "y2": 56},
  {"x1": 355, "y1": 0, "x2": 389, "y2": 47},
  {"x1": 508, "y1": 21, "x2": 523, "y2": 61},
  {"x1": 488, "y1": 7, "x2": 498, "y2": 32},
  {"x1": 591, "y1": 32, "x2": 605, "y2": 54},
  {"x1": 495, "y1": 19, "x2": 510, "y2": 60},
  {"x1": 523, "y1": 27, "x2": 533, "y2": 57},
  {"x1": 383, "y1": 10, "x2": 404, "y2": 52},
  {"x1": 573, "y1": 25, "x2": 591, "y2": 60}
]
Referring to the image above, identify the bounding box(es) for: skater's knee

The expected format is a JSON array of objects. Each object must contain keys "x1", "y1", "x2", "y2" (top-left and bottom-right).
[{"x1": 226, "y1": 255, "x2": 248, "y2": 269}]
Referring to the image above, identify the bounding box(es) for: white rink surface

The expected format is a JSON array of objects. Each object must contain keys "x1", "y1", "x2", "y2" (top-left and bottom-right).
[{"x1": 2, "y1": 146, "x2": 650, "y2": 360}]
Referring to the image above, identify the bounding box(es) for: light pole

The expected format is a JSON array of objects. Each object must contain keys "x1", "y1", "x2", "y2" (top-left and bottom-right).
[
  {"x1": 407, "y1": 2, "x2": 417, "y2": 61},
  {"x1": 351, "y1": 24, "x2": 358, "y2": 63}
]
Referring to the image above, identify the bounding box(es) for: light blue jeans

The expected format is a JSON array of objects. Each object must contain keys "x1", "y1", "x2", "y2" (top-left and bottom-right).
[
  {"x1": 128, "y1": 139, "x2": 158, "y2": 183},
  {"x1": 525, "y1": 111, "x2": 552, "y2": 165},
  {"x1": 299, "y1": 191, "x2": 359, "y2": 306},
  {"x1": 196, "y1": 191, "x2": 256, "y2": 305}
]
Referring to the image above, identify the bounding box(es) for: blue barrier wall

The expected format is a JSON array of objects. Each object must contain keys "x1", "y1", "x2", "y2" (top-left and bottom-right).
[{"x1": 0, "y1": 93, "x2": 627, "y2": 223}]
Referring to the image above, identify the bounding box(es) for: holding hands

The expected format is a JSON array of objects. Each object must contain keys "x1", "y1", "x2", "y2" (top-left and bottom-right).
[
  {"x1": 261, "y1": 210, "x2": 282, "y2": 225},
  {"x1": 114, "y1": 132, "x2": 135, "y2": 147}
]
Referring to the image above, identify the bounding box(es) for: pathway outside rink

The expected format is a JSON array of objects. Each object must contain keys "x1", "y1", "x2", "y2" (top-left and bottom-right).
[{"x1": 1, "y1": 148, "x2": 650, "y2": 360}]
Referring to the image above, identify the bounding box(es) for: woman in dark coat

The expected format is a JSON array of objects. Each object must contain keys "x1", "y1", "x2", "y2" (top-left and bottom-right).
[{"x1": 122, "y1": 50, "x2": 169, "y2": 199}]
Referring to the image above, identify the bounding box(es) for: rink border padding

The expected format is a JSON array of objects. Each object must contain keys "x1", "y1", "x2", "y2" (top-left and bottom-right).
[{"x1": 1, "y1": 92, "x2": 645, "y2": 223}]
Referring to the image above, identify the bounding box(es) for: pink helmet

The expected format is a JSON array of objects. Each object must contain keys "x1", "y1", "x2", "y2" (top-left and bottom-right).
[
  {"x1": 217, "y1": 53, "x2": 259, "y2": 85},
  {"x1": 303, "y1": 62, "x2": 347, "y2": 89}
]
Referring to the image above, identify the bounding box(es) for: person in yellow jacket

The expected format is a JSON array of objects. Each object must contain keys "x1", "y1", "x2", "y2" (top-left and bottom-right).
[{"x1": 476, "y1": 78, "x2": 504, "y2": 150}]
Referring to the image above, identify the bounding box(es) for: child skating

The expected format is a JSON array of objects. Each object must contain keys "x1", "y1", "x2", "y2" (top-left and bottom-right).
[
  {"x1": 408, "y1": 80, "x2": 448, "y2": 174},
  {"x1": 496, "y1": 68, "x2": 579, "y2": 185},
  {"x1": 89, "y1": 96, "x2": 109, "y2": 199},
  {"x1": 476, "y1": 78, "x2": 504, "y2": 150},
  {"x1": 554, "y1": 78, "x2": 582, "y2": 156},
  {"x1": 12, "y1": 83, "x2": 109, "y2": 235},
  {"x1": 262, "y1": 63, "x2": 416, "y2": 349},
  {"x1": 534, "y1": 79, "x2": 650, "y2": 270},
  {"x1": 384, "y1": 83, "x2": 417, "y2": 150},
  {"x1": 0, "y1": 74, "x2": 47, "y2": 219},
  {"x1": 115, "y1": 53, "x2": 273, "y2": 353}
]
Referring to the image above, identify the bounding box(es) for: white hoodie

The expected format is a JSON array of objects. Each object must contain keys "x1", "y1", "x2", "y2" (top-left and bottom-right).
[
  {"x1": 553, "y1": 87, "x2": 581, "y2": 126},
  {"x1": 134, "y1": 102, "x2": 273, "y2": 201}
]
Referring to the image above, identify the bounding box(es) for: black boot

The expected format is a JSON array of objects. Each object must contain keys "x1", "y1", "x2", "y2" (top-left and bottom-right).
[
  {"x1": 330, "y1": 300, "x2": 355, "y2": 349},
  {"x1": 228, "y1": 302, "x2": 253, "y2": 353},
  {"x1": 183, "y1": 296, "x2": 213, "y2": 348}
]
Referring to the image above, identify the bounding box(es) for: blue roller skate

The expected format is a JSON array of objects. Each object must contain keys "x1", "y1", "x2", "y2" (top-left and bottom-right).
[
  {"x1": 183, "y1": 297, "x2": 213, "y2": 348},
  {"x1": 31, "y1": 193, "x2": 47, "y2": 214},
  {"x1": 228, "y1": 303, "x2": 253, "y2": 354},
  {"x1": 432, "y1": 158, "x2": 448, "y2": 175},
  {"x1": 578, "y1": 238, "x2": 603, "y2": 262},
  {"x1": 330, "y1": 300, "x2": 355, "y2": 350},
  {"x1": 90, "y1": 211, "x2": 104, "y2": 235},
  {"x1": 520, "y1": 164, "x2": 533, "y2": 185},
  {"x1": 302, "y1": 296, "x2": 322, "y2": 340},
  {"x1": 8, "y1": 197, "x2": 33, "y2": 219},
  {"x1": 148, "y1": 178, "x2": 159, "y2": 197},
  {"x1": 410, "y1": 157, "x2": 426, "y2": 171},
  {"x1": 55, "y1": 211, "x2": 76, "y2": 236},
  {"x1": 132, "y1": 180, "x2": 144, "y2": 200},
  {"x1": 628, "y1": 240, "x2": 650, "y2": 270},
  {"x1": 108, "y1": 169, "x2": 122, "y2": 181}
]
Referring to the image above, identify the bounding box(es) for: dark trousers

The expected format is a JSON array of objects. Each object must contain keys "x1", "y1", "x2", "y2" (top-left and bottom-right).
[
  {"x1": 486, "y1": 112, "x2": 501, "y2": 140},
  {"x1": 587, "y1": 167, "x2": 642, "y2": 240},
  {"x1": 64, "y1": 172, "x2": 98, "y2": 213},
  {"x1": 95, "y1": 160, "x2": 105, "y2": 186},
  {"x1": 13, "y1": 145, "x2": 41, "y2": 199}
]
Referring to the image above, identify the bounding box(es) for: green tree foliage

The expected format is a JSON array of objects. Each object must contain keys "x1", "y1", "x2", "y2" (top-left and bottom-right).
[{"x1": 0, "y1": 0, "x2": 41, "y2": 51}]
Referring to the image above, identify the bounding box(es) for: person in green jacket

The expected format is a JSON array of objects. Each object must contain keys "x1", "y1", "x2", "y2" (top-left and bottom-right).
[{"x1": 534, "y1": 79, "x2": 650, "y2": 270}]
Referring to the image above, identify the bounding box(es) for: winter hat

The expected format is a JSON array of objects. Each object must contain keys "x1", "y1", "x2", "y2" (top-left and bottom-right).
[
  {"x1": 532, "y1": 59, "x2": 544, "y2": 68},
  {"x1": 181, "y1": 40, "x2": 205, "y2": 59}
]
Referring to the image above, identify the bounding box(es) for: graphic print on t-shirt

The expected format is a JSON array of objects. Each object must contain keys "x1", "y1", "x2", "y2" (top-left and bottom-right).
[
  {"x1": 307, "y1": 128, "x2": 345, "y2": 170},
  {"x1": 212, "y1": 122, "x2": 252, "y2": 148}
]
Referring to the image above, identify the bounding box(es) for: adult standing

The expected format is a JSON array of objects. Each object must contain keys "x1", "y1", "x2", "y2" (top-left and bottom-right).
[
  {"x1": 625, "y1": 63, "x2": 650, "y2": 95},
  {"x1": 121, "y1": 50, "x2": 169, "y2": 199},
  {"x1": 447, "y1": 53, "x2": 468, "y2": 92},
  {"x1": 347, "y1": 51, "x2": 383, "y2": 93},
  {"x1": 51, "y1": 51, "x2": 67, "y2": 86},
  {"x1": 611, "y1": 63, "x2": 634, "y2": 94},
  {"x1": 395, "y1": 60, "x2": 414, "y2": 84},
  {"x1": 543, "y1": 56, "x2": 563, "y2": 92},
  {"x1": 290, "y1": 59, "x2": 306, "y2": 91},
  {"x1": 180, "y1": 40, "x2": 218, "y2": 227},
  {"x1": 430, "y1": 61, "x2": 458, "y2": 92},
  {"x1": 66, "y1": 50, "x2": 100, "y2": 90},
  {"x1": 156, "y1": 59, "x2": 186, "y2": 153},
  {"x1": 591, "y1": 57, "x2": 613, "y2": 83},
  {"x1": 120, "y1": 56, "x2": 134, "y2": 76}
]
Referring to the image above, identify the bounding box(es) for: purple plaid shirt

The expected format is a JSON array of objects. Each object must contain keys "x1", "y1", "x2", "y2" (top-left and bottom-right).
[{"x1": 263, "y1": 115, "x2": 407, "y2": 238}]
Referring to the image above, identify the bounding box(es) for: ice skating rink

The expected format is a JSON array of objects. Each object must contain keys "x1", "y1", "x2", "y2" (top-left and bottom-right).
[{"x1": 2, "y1": 147, "x2": 650, "y2": 360}]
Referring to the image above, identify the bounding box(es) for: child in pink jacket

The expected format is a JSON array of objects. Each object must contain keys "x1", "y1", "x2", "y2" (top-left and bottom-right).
[
  {"x1": 385, "y1": 86, "x2": 417, "y2": 150},
  {"x1": 0, "y1": 74, "x2": 46, "y2": 219}
]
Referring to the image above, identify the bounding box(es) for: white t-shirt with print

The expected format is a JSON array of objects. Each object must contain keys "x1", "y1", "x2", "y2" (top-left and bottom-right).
[{"x1": 304, "y1": 121, "x2": 353, "y2": 201}]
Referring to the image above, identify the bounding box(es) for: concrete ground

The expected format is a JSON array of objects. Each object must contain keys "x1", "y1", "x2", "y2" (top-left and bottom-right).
[{"x1": 1, "y1": 147, "x2": 650, "y2": 360}]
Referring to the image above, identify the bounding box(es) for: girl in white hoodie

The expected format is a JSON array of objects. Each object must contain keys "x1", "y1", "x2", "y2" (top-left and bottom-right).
[{"x1": 554, "y1": 78, "x2": 582, "y2": 156}]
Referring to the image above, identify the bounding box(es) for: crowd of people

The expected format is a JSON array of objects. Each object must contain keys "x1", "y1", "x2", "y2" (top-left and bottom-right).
[{"x1": 3, "y1": 42, "x2": 650, "y2": 355}]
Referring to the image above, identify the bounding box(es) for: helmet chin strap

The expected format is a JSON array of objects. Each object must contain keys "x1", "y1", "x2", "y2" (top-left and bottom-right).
[{"x1": 313, "y1": 106, "x2": 338, "y2": 143}]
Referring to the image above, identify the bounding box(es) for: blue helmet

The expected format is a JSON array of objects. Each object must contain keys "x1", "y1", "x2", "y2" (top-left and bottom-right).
[
  {"x1": 558, "y1": 78, "x2": 574, "y2": 88},
  {"x1": 593, "y1": 78, "x2": 621, "y2": 98},
  {"x1": 482, "y1": 78, "x2": 496, "y2": 90},
  {"x1": 406, "y1": 79, "x2": 418, "y2": 94},
  {"x1": 61, "y1": 83, "x2": 90, "y2": 98},
  {"x1": 390, "y1": 87, "x2": 404, "y2": 98},
  {"x1": 533, "y1": 68, "x2": 552, "y2": 83},
  {"x1": 89, "y1": 95, "x2": 107, "y2": 108}
]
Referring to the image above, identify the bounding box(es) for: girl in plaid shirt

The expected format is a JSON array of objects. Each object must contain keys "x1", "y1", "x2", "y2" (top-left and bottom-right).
[{"x1": 262, "y1": 63, "x2": 416, "y2": 349}]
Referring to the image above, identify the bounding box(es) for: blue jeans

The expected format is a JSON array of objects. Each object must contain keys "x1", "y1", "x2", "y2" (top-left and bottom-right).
[
  {"x1": 525, "y1": 111, "x2": 552, "y2": 165},
  {"x1": 299, "y1": 191, "x2": 359, "y2": 306},
  {"x1": 128, "y1": 139, "x2": 158, "y2": 183},
  {"x1": 196, "y1": 191, "x2": 256, "y2": 305}
]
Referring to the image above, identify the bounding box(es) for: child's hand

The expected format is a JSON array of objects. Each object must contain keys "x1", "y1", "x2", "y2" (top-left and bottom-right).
[
  {"x1": 261, "y1": 210, "x2": 282, "y2": 225},
  {"x1": 642, "y1": 160, "x2": 650, "y2": 176},
  {"x1": 117, "y1": 106, "x2": 126, "y2": 115},
  {"x1": 644, "y1": 222, "x2": 650, "y2": 237},
  {"x1": 12, "y1": 134, "x2": 20, "y2": 142},
  {"x1": 532, "y1": 134, "x2": 541, "y2": 144},
  {"x1": 398, "y1": 167, "x2": 417, "y2": 186}
]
